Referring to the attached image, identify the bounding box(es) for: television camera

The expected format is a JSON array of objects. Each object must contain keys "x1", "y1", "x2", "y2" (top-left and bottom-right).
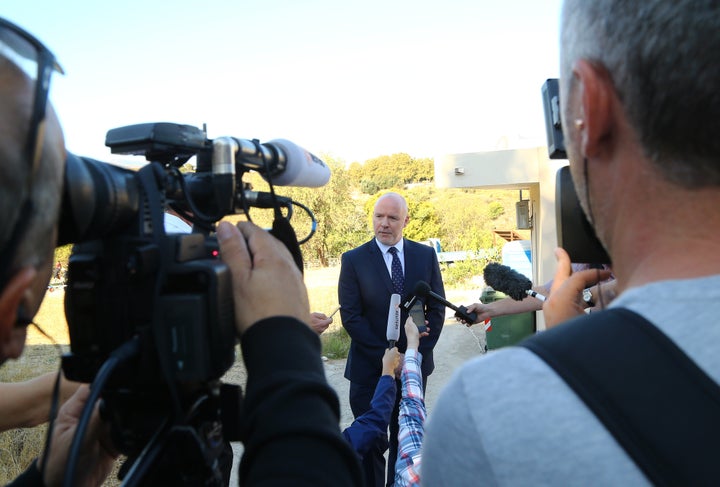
[
  {"x1": 542, "y1": 78, "x2": 611, "y2": 264},
  {"x1": 57, "y1": 122, "x2": 329, "y2": 486}
]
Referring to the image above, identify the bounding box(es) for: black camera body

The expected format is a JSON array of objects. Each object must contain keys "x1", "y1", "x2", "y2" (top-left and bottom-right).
[
  {"x1": 60, "y1": 123, "x2": 238, "y2": 387},
  {"x1": 57, "y1": 122, "x2": 310, "y2": 484},
  {"x1": 62, "y1": 233, "x2": 235, "y2": 386},
  {"x1": 541, "y1": 79, "x2": 611, "y2": 265}
]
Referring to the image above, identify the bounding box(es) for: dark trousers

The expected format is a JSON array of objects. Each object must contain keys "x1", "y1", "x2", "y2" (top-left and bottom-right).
[{"x1": 350, "y1": 376, "x2": 428, "y2": 487}]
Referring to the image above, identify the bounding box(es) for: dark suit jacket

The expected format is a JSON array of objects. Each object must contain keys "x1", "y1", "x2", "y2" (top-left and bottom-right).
[{"x1": 339, "y1": 238, "x2": 446, "y2": 385}]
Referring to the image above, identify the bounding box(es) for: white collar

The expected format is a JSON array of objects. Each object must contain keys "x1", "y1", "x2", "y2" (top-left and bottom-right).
[{"x1": 376, "y1": 238, "x2": 404, "y2": 254}]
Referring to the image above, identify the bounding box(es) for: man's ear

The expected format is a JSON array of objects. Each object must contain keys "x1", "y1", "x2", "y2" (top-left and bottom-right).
[
  {"x1": 0, "y1": 267, "x2": 36, "y2": 349},
  {"x1": 573, "y1": 59, "x2": 614, "y2": 158}
]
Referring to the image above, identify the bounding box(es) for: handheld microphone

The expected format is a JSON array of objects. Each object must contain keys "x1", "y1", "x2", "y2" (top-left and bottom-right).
[
  {"x1": 401, "y1": 293, "x2": 418, "y2": 311},
  {"x1": 413, "y1": 281, "x2": 477, "y2": 324},
  {"x1": 386, "y1": 294, "x2": 402, "y2": 348},
  {"x1": 232, "y1": 137, "x2": 331, "y2": 187},
  {"x1": 483, "y1": 262, "x2": 546, "y2": 302}
]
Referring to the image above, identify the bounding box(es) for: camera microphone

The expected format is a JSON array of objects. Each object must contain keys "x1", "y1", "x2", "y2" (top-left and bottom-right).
[
  {"x1": 483, "y1": 262, "x2": 546, "y2": 302},
  {"x1": 231, "y1": 137, "x2": 330, "y2": 187},
  {"x1": 412, "y1": 281, "x2": 477, "y2": 324},
  {"x1": 105, "y1": 123, "x2": 331, "y2": 188}
]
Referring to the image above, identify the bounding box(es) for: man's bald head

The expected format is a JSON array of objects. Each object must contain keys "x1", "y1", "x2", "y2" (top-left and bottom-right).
[
  {"x1": 0, "y1": 53, "x2": 66, "y2": 360},
  {"x1": 373, "y1": 192, "x2": 409, "y2": 246}
]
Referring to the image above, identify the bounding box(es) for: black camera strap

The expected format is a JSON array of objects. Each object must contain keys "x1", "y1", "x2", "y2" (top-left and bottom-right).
[
  {"x1": 270, "y1": 212, "x2": 304, "y2": 274},
  {"x1": 137, "y1": 163, "x2": 184, "y2": 419},
  {"x1": 520, "y1": 308, "x2": 720, "y2": 486}
]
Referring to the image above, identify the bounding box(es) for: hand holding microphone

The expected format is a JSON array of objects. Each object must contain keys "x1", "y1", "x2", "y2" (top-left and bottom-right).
[{"x1": 411, "y1": 281, "x2": 478, "y2": 324}]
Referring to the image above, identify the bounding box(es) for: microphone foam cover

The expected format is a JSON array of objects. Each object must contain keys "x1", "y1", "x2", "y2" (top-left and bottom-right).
[
  {"x1": 483, "y1": 262, "x2": 532, "y2": 301},
  {"x1": 413, "y1": 280, "x2": 431, "y2": 297},
  {"x1": 265, "y1": 139, "x2": 331, "y2": 187}
]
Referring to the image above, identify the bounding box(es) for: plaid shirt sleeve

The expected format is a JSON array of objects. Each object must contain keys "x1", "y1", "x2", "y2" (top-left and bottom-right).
[{"x1": 394, "y1": 348, "x2": 425, "y2": 487}]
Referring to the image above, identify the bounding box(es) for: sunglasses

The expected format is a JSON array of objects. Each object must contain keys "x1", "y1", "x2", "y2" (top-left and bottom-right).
[{"x1": 0, "y1": 17, "x2": 63, "y2": 325}]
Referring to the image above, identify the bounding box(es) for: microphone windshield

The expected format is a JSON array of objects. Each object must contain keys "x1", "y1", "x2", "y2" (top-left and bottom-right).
[
  {"x1": 413, "y1": 280, "x2": 432, "y2": 298},
  {"x1": 263, "y1": 139, "x2": 331, "y2": 187},
  {"x1": 483, "y1": 262, "x2": 532, "y2": 301}
]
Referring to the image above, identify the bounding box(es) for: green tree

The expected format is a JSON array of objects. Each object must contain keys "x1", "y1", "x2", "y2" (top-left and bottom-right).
[
  {"x1": 356, "y1": 153, "x2": 434, "y2": 194},
  {"x1": 403, "y1": 196, "x2": 441, "y2": 242},
  {"x1": 246, "y1": 156, "x2": 369, "y2": 266},
  {"x1": 487, "y1": 201, "x2": 505, "y2": 220}
]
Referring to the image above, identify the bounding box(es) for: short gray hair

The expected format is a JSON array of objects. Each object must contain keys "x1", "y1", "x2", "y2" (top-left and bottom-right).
[
  {"x1": 561, "y1": 0, "x2": 720, "y2": 187},
  {"x1": 0, "y1": 54, "x2": 64, "y2": 274}
]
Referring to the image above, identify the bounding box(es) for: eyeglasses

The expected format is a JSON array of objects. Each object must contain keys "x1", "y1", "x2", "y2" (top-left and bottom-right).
[{"x1": 0, "y1": 18, "x2": 63, "y2": 321}]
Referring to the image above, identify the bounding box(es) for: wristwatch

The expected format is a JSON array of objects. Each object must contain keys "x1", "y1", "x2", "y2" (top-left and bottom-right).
[{"x1": 582, "y1": 288, "x2": 595, "y2": 307}]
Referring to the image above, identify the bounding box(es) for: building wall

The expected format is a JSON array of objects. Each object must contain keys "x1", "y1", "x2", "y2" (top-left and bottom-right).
[{"x1": 435, "y1": 147, "x2": 568, "y2": 330}]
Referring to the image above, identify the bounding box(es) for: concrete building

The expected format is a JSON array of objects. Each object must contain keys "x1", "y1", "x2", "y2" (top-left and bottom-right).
[{"x1": 435, "y1": 147, "x2": 569, "y2": 330}]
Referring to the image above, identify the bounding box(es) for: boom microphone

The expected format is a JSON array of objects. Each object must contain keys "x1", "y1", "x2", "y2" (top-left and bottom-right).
[
  {"x1": 483, "y1": 262, "x2": 546, "y2": 302},
  {"x1": 221, "y1": 136, "x2": 330, "y2": 187},
  {"x1": 260, "y1": 139, "x2": 330, "y2": 187},
  {"x1": 386, "y1": 294, "x2": 402, "y2": 348},
  {"x1": 105, "y1": 123, "x2": 331, "y2": 187},
  {"x1": 413, "y1": 281, "x2": 477, "y2": 324}
]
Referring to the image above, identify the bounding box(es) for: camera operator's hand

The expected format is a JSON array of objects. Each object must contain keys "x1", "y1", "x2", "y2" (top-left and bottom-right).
[
  {"x1": 217, "y1": 221, "x2": 310, "y2": 334},
  {"x1": 543, "y1": 248, "x2": 613, "y2": 329},
  {"x1": 38, "y1": 385, "x2": 118, "y2": 487}
]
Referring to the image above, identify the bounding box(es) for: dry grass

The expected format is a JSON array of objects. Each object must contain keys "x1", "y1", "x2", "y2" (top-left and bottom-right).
[
  {"x1": 0, "y1": 266, "x2": 344, "y2": 484},
  {"x1": 1, "y1": 264, "x2": 478, "y2": 483}
]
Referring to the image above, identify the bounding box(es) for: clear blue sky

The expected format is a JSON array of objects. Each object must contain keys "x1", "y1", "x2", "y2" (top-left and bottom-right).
[{"x1": 4, "y1": 0, "x2": 563, "y2": 165}]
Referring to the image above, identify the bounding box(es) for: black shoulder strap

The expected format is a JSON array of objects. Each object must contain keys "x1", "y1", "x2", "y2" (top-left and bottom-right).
[{"x1": 520, "y1": 308, "x2": 720, "y2": 486}]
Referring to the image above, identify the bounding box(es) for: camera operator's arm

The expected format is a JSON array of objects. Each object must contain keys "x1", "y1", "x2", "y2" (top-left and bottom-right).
[
  {"x1": 0, "y1": 372, "x2": 80, "y2": 431},
  {"x1": 216, "y1": 221, "x2": 363, "y2": 485},
  {"x1": 12, "y1": 385, "x2": 118, "y2": 487}
]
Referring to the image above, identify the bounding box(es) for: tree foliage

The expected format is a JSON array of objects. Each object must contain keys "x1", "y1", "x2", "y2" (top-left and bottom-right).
[
  {"x1": 240, "y1": 155, "x2": 370, "y2": 266},
  {"x1": 226, "y1": 158, "x2": 522, "y2": 266},
  {"x1": 52, "y1": 152, "x2": 526, "y2": 273},
  {"x1": 357, "y1": 153, "x2": 434, "y2": 194}
]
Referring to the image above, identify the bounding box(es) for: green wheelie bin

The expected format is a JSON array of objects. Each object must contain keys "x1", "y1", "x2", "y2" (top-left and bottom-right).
[{"x1": 480, "y1": 287, "x2": 535, "y2": 350}]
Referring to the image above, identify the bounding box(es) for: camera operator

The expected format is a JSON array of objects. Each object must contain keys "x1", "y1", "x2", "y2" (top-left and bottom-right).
[
  {"x1": 0, "y1": 23, "x2": 119, "y2": 485},
  {"x1": 1, "y1": 17, "x2": 361, "y2": 486},
  {"x1": 422, "y1": 0, "x2": 720, "y2": 485}
]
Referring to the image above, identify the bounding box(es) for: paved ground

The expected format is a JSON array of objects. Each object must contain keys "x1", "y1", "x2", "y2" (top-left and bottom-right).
[
  {"x1": 227, "y1": 302, "x2": 489, "y2": 484},
  {"x1": 327, "y1": 318, "x2": 487, "y2": 430}
]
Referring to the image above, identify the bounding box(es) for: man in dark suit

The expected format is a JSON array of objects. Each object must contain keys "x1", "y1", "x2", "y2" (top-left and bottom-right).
[{"x1": 339, "y1": 192, "x2": 445, "y2": 486}]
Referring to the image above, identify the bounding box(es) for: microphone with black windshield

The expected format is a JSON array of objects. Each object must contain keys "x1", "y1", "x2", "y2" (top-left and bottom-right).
[
  {"x1": 483, "y1": 263, "x2": 546, "y2": 301},
  {"x1": 412, "y1": 281, "x2": 477, "y2": 324}
]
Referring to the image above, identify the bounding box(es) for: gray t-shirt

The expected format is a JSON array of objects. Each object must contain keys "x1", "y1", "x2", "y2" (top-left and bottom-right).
[{"x1": 421, "y1": 275, "x2": 720, "y2": 486}]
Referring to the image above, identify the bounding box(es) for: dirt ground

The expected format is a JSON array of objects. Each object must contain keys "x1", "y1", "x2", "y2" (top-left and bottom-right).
[{"x1": 225, "y1": 279, "x2": 489, "y2": 485}]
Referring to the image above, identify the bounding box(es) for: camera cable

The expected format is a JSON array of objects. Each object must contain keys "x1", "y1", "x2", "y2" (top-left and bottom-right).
[{"x1": 63, "y1": 337, "x2": 140, "y2": 487}]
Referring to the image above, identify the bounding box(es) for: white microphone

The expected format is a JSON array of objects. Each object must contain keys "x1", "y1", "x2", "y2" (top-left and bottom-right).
[
  {"x1": 264, "y1": 139, "x2": 330, "y2": 187},
  {"x1": 386, "y1": 293, "x2": 401, "y2": 348},
  {"x1": 230, "y1": 137, "x2": 331, "y2": 187}
]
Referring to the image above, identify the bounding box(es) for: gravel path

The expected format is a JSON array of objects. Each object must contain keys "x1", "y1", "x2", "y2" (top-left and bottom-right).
[{"x1": 225, "y1": 303, "x2": 488, "y2": 485}]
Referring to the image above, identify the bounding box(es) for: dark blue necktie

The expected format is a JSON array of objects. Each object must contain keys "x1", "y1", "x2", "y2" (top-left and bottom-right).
[{"x1": 388, "y1": 247, "x2": 404, "y2": 294}]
